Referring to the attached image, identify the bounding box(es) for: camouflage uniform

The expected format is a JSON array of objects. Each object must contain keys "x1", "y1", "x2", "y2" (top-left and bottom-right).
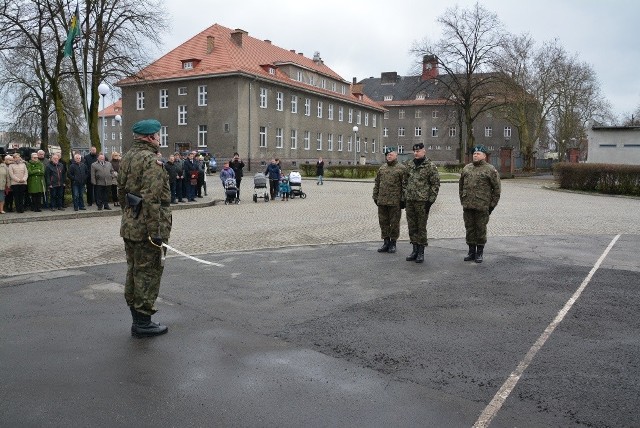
[
  {"x1": 373, "y1": 159, "x2": 405, "y2": 240},
  {"x1": 404, "y1": 157, "x2": 440, "y2": 245},
  {"x1": 118, "y1": 138, "x2": 172, "y2": 316},
  {"x1": 459, "y1": 160, "x2": 501, "y2": 245}
]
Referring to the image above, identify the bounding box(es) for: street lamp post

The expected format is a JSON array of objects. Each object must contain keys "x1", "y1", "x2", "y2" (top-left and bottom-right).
[
  {"x1": 114, "y1": 114, "x2": 122, "y2": 153},
  {"x1": 352, "y1": 125, "x2": 359, "y2": 165},
  {"x1": 98, "y1": 83, "x2": 109, "y2": 154}
]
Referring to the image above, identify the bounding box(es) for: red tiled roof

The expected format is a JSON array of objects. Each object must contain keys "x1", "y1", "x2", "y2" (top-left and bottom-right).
[
  {"x1": 117, "y1": 24, "x2": 383, "y2": 111},
  {"x1": 379, "y1": 99, "x2": 451, "y2": 107},
  {"x1": 100, "y1": 98, "x2": 123, "y2": 117}
]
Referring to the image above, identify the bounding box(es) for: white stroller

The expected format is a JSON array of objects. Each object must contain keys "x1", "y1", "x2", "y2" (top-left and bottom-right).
[{"x1": 289, "y1": 171, "x2": 306, "y2": 199}]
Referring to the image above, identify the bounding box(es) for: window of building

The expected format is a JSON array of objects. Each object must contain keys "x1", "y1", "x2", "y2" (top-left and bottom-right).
[
  {"x1": 275, "y1": 127, "x2": 283, "y2": 148},
  {"x1": 384, "y1": 95, "x2": 393, "y2": 101},
  {"x1": 357, "y1": 110, "x2": 361, "y2": 125},
  {"x1": 160, "y1": 126, "x2": 169, "y2": 147},
  {"x1": 372, "y1": 139, "x2": 376, "y2": 154},
  {"x1": 136, "y1": 91, "x2": 144, "y2": 110},
  {"x1": 485, "y1": 126, "x2": 492, "y2": 137},
  {"x1": 321, "y1": 78, "x2": 326, "y2": 89},
  {"x1": 383, "y1": 127, "x2": 388, "y2": 137},
  {"x1": 415, "y1": 127, "x2": 422, "y2": 137},
  {"x1": 446, "y1": 145, "x2": 452, "y2": 150},
  {"x1": 297, "y1": 70, "x2": 303, "y2": 82},
  {"x1": 259, "y1": 126, "x2": 267, "y2": 147},
  {"x1": 399, "y1": 109, "x2": 405, "y2": 119},
  {"x1": 356, "y1": 136, "x2": 361, "y2": 153},
  {"x1": 435, "y1": 145, "x2": 441, "y2": 150},
  {"x1": 198, "y1": 125, "x2": 207, "y2": 147},
  {"x1": 260, "y1": 88, "x2": 267, "y2": 108},
  {"x1": 327, "y1": 133, "x2": 333, "y2": 151},
  {"x1": 160, "y1": 126, "x2": 168, "y2": 147},
  {"x1": 432, "y1": 110, "x2": 438, "y2": 118},
  {"x1": 305, "y1": 98, "x2": 311, "y2": 116},
  {"x1": 415, "y1": 110, "x2": 421, "y2": 118},
  {"x1": 348, "y1": 108, "x2": 353, "y2": 123},
  {"x1": 338, "y1": 106, "x2": 344, "y2": 122},
  {"x1": 276, "y1": 92, "x2": 283, "y2": 111},
  {"x1": 431, "y1": 127, "x2": 438, "y2": 137},
  {"x1": 291, "y1": 95, "x2": 298, "y2": 114},
  {"x1": 328, "y1": 104, "x2": 334, "y2": 120},
  {"x1": 159, "y1": 89, "x2": 168, "y2": 109},
  {"x1": 178, "y1": 87, "x2": 187, "y2": 95},
  {"x1": 197, "y1": 85, "x2": 207, "y2": 106},
  {"x1": 178, "y1": 105, "x2": 187, "y2": 125},
  {"x1": 341, "y1": 85, "x2": 346, "y2": 95},
  {"x1": 372, "y1": 114, "x2": 377, "y2": 128},
  {"x1": 290, "y1": 129, "x2": 298, "y2": 149},
  {"x1": 224, "y1": 123, "x2": 230, "y2": 133},
  {"x1": 504, "y1": 126, "x2": 512, "y2": 138},
  {"x1": 331, "y1": 82, "x2": 337, "y2": 92},
  {"x1": 111, "y1": 132, "x2": 115, "y2": 140},
  {"x1": 398, "y1": 127, "x2": 405, "y2": 137},
  {"x1": 364, "y1": 113, "x2": 369, "y2": 126},
  {"x1": 316, "y1": 132, "x2": 322, "y2": 150},
  {"x1": 317, "y1": 101, "x2": 323, "y2": 118},
  {"x1": 348, "y1": 135, "x2": 353, "y2": 152},
  {"x1": 449, "y1": 127, "x2": 456, "y2": 137},
  {"x1": 304, "y1": 131, "x2": 311, "y2": 150},
  {"x1": 398, "y1": 145, "x2": 405, "y2": 154},
  {"x1": 384, "y1": 112, "x2": 389, "y2": 119},
  {"x1": 183, "y1": 61, "x2": 193, "y2": 70},
  {"x1": 416, "y1": 93, "x2": 425, "y2": 100},
  {"x1": 309, "y1": 75, "x2": 314, "y2": 86},
  {"x1": 338, "y1": 134, "x2": 343, "y2": 151}
]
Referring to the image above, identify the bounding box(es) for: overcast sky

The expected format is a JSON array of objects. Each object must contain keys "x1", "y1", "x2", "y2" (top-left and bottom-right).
[{"x1": 158, "y1": 0, "x2": 637, "y2": 119}]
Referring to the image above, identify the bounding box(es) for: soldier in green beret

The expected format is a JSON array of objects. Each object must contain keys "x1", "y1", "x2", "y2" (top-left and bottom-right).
[
  {"x1": 118, "y1": 119, "x2": 172, "y2": 337},
  {"x1": 373, "y1": 149, "x2": 406, "y2": 253},
  {"x1": 403, "y1": 143, "x2": 440, "y2": 263},
  {"x1": 459, "y1": 145, "x2": 501, "y2": 263}
]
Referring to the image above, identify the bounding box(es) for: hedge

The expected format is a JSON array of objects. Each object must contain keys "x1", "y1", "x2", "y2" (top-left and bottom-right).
[{"x1": 553, "y1": 163, "x2": 640, "y2": 196}]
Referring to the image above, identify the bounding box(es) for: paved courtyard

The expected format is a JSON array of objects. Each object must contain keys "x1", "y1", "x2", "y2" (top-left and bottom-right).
[{"x1": 1, "y1": 177, "x2": 639, "y2": 427}]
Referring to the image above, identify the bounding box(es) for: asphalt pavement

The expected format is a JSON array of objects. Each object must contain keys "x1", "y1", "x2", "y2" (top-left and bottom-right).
[{"x1": 1, "y1": 177, "x2": 639, "y2": 427}]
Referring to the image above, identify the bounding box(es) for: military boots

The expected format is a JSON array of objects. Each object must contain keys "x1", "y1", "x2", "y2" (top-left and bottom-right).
[
  {"x1": 464, "y1": 244, "x2": 476, "y2": 261},
  {"x1": 415, "y1": 245, "x2": 425, "y2": 263},
  {"x1": 388, "y1": 240, "x2": 397, "y2": 253},
  {"x1": 475, "y1": 245, "x2": 484, "y2": 263},
  {"x1": 131, "y1": 311, "x2": 168, "y2": 338},
  {"x1": 377, "y1": 238, "x2": 390, "y2": 252},
  {"x1": 406, "y1": 244, "x2": 418, "y2": 261}
]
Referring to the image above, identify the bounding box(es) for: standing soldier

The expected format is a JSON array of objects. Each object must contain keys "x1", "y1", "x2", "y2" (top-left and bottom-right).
[
  {"x1": 118, "y1": 119, "x2": 172, "y2": 337},
  {"x1": 404, "y1": 143, "x2": 440, "y2": 263},
  {"x1": 459, "y1": 145, "x2": 501, "y2": 263},
  {"x1": 372, "y1": 149, "x2": 405, "y2": 253}
]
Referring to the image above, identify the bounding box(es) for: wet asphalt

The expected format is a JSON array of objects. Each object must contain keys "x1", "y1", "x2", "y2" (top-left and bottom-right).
[{"x1": 1, "y1": 234, "x2": 639, "y2": 427}]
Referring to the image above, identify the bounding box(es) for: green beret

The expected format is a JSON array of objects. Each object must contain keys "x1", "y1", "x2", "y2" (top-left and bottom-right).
[
  {"x1": 412, "y1": 143, "x2": 424, "y2": 151},
  {"x1": 383, "y1": 147, "x2": 394, "y2": 155},
  {"x1": 472, "y1": 145, "x2": 488, "y2": 154},
  {"x1": 132, "y1": 119, "x2": 161, "y2": 135}
]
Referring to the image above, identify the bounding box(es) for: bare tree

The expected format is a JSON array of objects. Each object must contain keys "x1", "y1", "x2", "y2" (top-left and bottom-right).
[{"x1": 410, "y1": 2, "x2": 507, "y2": 158}]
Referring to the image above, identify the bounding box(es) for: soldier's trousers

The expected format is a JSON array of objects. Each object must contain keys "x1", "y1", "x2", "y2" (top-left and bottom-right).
[
  {"x1": 463, "y1": 208, "x2": 490, "y2": 245},
  {"x1": 406, "y1": 200, "x2": 431, "y2": 245},
  {"x1": 378, "y1": 204, "x2": 402, "y2": 240},
  {"x1": 124, "y1": 239, "x2": 165, "y2": 315}
]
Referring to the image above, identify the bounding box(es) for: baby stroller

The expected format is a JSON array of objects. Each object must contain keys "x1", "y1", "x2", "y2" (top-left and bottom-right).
[
  {"x1": 224, "y1": 177, "x2": 239, "y2": 205},
  {"x1": 288, "y1": 171, "x2": 306, "y2": 199},
  {"x1": 252, "y1": 173, "x2": 270, "y2": 203}
]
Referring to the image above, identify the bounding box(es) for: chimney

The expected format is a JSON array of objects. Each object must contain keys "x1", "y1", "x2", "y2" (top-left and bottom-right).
[
  {"x1": 421, "y1": 55, "x2": 439, "y2": 81},
  {"x1": 290, "y1": 49, "x2": 296, "y2": 53},
  {"x1": 206, "y1": 36, "x2": 215, "y2": 54},
  {"x1": 264, "y1": 39, "x2": 271, "y2": 44},
  {"x1": 231, "y1": 29, "x2": 247, "y2": 47},
  {"x1": 381, "y1": 72, "x2": 398, "y2": 85},
  {"x1": 352, "y1": 77, "x2": 357, "y2": 85},
  {"x1": 313, "y1": 51, "x2": 323, "y2": 65}
]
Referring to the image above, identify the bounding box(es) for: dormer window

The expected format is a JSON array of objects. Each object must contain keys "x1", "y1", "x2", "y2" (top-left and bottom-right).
[
  {"x1": 183, "y1": 61, "x2": 193, "y2": 70},
  {"x1": 384, "y1": 95, "x2": 393, "y2": 101},
  {"x1": 416, "y1": 93, "x2": 426, "y2": 100},
  {"x1": 269, "y1": 67, "x2": 276, "y2": 75}
]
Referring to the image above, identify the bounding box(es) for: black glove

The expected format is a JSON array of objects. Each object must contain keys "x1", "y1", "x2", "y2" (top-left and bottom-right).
[
  {"x1": 374, "y1": 199, "x2": 378, "y2": 206},
  {"x1": 149, "y1": 235, "x2": 163, "y2": 247},
  {"x1": 400, "y1": 200, "x2": 406, "y2": 210}
]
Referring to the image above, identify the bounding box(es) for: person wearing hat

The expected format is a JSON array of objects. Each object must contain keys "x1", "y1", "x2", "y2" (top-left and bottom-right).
[
  {"x1": 403, "y1": 142, "x2": 440, "y2": 263},
  {"x1": 117, "y1": 119, "x2": 172, "y2": 337},
  {"x1": 373, "y1": 148, "x2": 406, "y2": 253},
  {"x1": 459, "y1": 145, "x2": 501, "y2": 263}
]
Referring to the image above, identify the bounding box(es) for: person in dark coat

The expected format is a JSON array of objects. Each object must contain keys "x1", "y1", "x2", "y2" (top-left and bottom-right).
[
  {"x1": 164, "y1": 155, "x2": 179, "y2": 204},
  {"x1": 68, "y1": 153, "x2": 89, "y2": 210},
  {"x1": 84, "y1": 146, "x2": 98, "y2": 206},
  {"x1": 45, "y1": 153, "x2": 66, "y2": 210},
  {"x1": 183, "y1": 152, "x2": 198, "y2": 202},
  {"x1": 264, "y1": 158, "x2": 281, "y2": 200},
  {"x1": 316, "y1": 157, "x2": 325, "y2": 185},
  {"x1": 110, "y1": 152, "x2": 121, "y2": 207},
  {"x1": 229, "y1": 152, "x2": 245, "y2": 200}
]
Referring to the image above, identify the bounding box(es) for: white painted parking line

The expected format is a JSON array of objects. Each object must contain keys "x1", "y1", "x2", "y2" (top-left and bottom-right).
[{"x1": 473, "y1": 234, "x2": 621, "y2": 428}]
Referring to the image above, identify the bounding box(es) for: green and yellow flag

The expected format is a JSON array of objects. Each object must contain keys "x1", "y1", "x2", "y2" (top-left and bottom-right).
[{"x1": 63, "y1": 4, "x2": 79, "y2": 57}]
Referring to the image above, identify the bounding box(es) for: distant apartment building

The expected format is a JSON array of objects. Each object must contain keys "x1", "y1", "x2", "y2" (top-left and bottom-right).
[
  {"x1": 98, "y1": 98, "x2": 124, "y2": 155},
  {"x1": 360, "y1": 56, "x2": 521, "y2": 164},
  {"x1": 117, "y1": 24, "x2": 385, "y2": 170}
]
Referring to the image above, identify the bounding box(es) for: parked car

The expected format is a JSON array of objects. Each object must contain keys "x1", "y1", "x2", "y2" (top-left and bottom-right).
[{"x1": 207, "y1": 157, "x2": 217, "y2": 174}]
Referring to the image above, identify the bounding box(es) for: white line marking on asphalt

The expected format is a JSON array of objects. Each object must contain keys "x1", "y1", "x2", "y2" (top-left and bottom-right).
[{"x1": 472, "y1": 234, "x2": 621, "y2": 428}]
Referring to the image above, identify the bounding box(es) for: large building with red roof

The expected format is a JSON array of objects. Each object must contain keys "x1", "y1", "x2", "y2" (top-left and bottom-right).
[{"x1": 117, "y1": 24, "x2": 386, "y2": 170}]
